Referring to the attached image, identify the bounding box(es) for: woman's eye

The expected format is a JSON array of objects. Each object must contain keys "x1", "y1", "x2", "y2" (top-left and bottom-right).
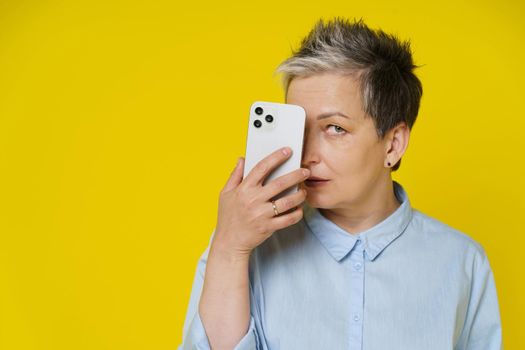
[{"x1": 326, "y1": 124, "x2": 347, "y2": 135}]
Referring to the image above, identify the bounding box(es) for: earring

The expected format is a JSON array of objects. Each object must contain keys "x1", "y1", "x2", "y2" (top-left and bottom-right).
[{"x1": 387, "y1": 161, "x2": 391, "y2": 167}]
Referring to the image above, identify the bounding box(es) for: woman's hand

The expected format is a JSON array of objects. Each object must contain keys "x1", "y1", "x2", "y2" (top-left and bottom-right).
[{"x1": 212, "y1": 147, "x2": 310, "y2": 258}]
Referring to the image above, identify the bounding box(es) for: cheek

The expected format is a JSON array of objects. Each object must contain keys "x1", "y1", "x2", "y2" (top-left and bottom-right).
[
  {"x1": 318, "y1": 139, "x2": 357, "y2": 175},
  {"x1": 322, "y1": 138, "x2": 380, "y2": 177}
]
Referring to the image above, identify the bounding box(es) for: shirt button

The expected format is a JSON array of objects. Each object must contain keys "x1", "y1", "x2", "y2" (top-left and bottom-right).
[
  {"x1": 353, "y1": 314, "x2": 360, "y2": 322},
  {"x1": 354, "y1": 262, "x2": 362, "y2": 270}
]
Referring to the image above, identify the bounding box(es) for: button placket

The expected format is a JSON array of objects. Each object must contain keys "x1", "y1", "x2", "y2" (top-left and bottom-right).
[{"x1": 347, "y1": 239, "x2": 365, "y2": 348}]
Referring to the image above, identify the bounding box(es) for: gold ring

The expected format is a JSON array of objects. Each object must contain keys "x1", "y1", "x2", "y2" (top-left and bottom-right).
[{"x1": 271, "y1": 200, "x2": 279, "y2": 216}]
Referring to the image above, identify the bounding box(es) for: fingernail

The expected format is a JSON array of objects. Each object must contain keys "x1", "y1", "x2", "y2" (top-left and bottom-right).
[
  {"x1": 302, "y1": 169, "x2": 310, "y2": 177},
  {"x1": 282, "y1": 147, "x2": 290, "y2": 156}
]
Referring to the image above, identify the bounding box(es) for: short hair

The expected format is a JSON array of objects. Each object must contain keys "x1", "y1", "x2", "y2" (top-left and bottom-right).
[{"x1": 274, "y1": 17, "x2": 424, "y2": 171}]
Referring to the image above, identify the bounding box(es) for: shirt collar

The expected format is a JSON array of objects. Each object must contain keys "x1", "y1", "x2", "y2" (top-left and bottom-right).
[{"x1": 303, "y1": 180, "x2": 413, "y2": 262}]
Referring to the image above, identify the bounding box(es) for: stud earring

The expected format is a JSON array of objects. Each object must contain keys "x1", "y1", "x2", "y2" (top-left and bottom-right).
[{"x1": 387, "y1": 161, "x2": 391, "y2": 167}]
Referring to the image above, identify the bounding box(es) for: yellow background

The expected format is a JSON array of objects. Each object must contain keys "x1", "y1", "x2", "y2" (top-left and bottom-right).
[{"x1": 0, "y1": 0, "x2": 523, "y2": 348}]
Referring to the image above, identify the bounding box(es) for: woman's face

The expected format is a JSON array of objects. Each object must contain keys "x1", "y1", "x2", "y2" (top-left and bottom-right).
[{"x1": 286, "y1": 71, "x2": 399, "y2": 210}]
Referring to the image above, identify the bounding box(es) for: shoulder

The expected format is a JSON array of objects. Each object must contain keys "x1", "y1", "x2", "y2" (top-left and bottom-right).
[{"x1": 409, "y1": 208, "x2": 487, "y2": 261}]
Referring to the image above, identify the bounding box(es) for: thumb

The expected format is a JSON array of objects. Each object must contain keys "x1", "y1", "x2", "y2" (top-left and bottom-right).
[{"x1": 222, "y1": 157, "x2": 244, "y2": 193}]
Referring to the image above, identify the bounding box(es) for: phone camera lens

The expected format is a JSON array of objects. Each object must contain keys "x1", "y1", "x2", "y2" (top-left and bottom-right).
[
  {"x1": 265, "y1": 115, "x2": 273, "y2": 123},
  {"x1": 255, "y1": 107, "x2": 263, "y2": 115},
  {"x1": 254, "y1": 120, "x2": 262, "y2": 128}
]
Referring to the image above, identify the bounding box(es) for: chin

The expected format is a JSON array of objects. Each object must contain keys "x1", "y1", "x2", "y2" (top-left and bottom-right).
[
  {"x1": 300, "y1": 181, "x2": 340, "y2": 209},
  {"x1": 304, "y1": 194, "x2": 336, "y2": 210}
]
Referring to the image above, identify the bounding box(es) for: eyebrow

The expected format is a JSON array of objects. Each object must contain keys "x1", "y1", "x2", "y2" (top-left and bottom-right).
[{"x1": 316, "y1": 112, "x2": 354, "y2": 120}]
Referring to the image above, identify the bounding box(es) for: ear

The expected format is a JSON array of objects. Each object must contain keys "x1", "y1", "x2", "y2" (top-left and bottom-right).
[{"x1": 384, "y1": 122, "x2": 410, "y2": 165}]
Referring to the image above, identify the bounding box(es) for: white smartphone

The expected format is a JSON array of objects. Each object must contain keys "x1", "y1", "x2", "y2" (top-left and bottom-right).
[{"x1": 243, "y1": 101, "x2": 306, "y2": 202}]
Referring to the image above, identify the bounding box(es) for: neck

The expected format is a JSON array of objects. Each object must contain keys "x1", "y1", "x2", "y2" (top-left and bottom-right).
[{"x1": 319, "y1": 179, "x2": 401, "y2": 236}]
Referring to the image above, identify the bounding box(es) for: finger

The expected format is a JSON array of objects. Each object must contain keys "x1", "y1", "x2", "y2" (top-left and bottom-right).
[
  {"x1": 270, "y1": 188, "x2": 307, "y2": 218},
  {"x1": 243, "y1": 147, "x2": 292, "y2": 188},
  {"x1": 262, "y1": 168, "x2": 310, "y2": 201},
  {"x1": 222, "y1": 157, "x2": 244, "y2": 193},
  {"x1": 268, "y1": 205, "x2": 304, "y2": 232}
]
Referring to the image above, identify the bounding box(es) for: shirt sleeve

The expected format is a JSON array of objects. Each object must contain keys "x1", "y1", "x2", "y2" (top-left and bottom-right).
[
  {"x1": 455, "y1": 246, "x2": 503, "y2": 350},
  {"x1": 178, "y1": 229, "x2": 260, "y2": 350}
]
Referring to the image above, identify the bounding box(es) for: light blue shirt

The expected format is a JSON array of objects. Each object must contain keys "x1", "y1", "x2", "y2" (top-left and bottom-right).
[{"x1": 179, "y1": 181, "x2": 502, "y2": 349}]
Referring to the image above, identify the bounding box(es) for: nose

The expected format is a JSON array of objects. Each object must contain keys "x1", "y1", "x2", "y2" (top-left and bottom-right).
[{"x1": 301, "y1": 129, "x2": 320, "y2": 168}]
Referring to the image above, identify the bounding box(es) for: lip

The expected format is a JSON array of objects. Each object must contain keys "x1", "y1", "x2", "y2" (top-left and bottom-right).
[
  {"x1": 304, "y1": 179, "x2": 330, "y2": 187},
  {"x1": 307, "y1": 176, "x2": 329, "y2": 181}
]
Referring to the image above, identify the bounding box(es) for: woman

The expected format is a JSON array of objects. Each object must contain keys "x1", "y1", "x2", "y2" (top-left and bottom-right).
[{"x1": 179, "y1": 17, "x2": 502, "y2": 350}]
